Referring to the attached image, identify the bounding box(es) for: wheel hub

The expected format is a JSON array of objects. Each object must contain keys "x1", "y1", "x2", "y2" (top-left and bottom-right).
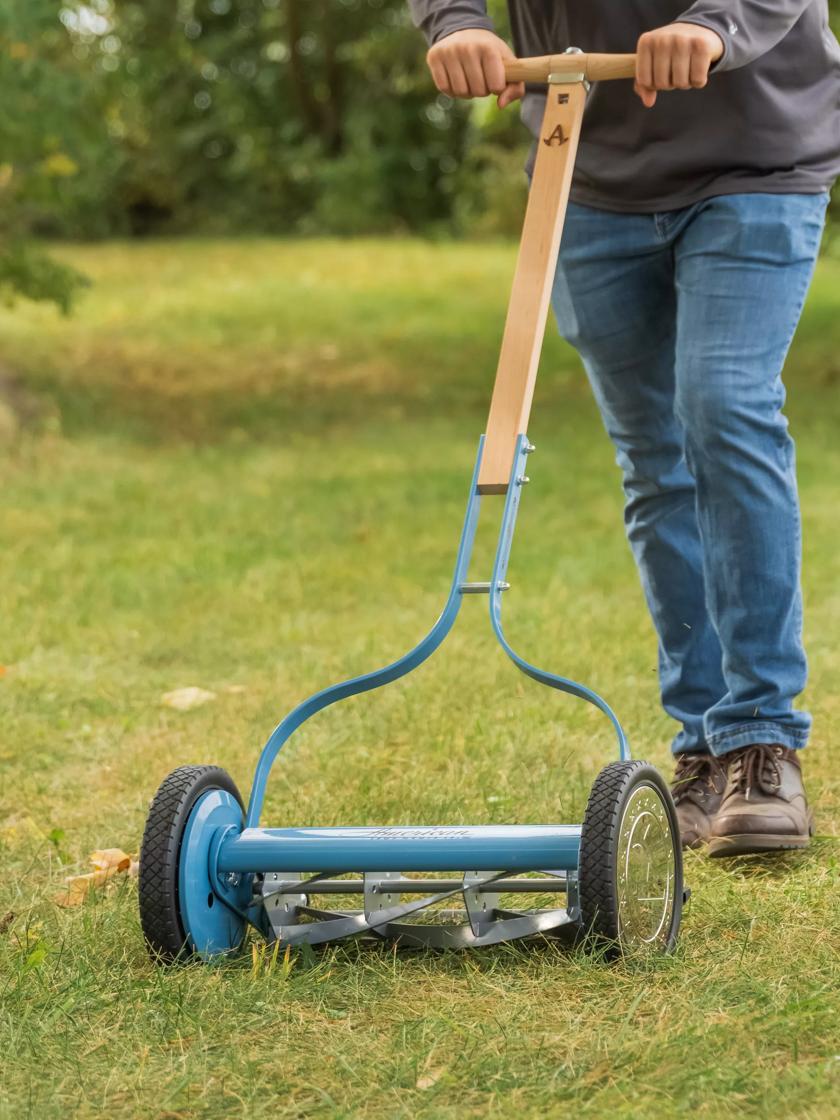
[
  {"x1": 179, "y1": 789, "x2": 247, "y2": 959},
  {"x1": 616, "y1": 784, "x2": 677, "y2": 950}
]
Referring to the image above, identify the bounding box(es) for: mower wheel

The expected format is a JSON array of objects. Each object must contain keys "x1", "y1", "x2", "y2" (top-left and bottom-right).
[
  {"x1": 139, "y1": 765, "x2": 245, "y2": 963},
  {"x1": 578, "y1": 760, "x2": 683, "y2": 956}
]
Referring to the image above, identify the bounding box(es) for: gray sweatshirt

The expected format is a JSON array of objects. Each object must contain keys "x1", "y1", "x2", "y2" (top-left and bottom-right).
[{"x1": 409, "y1": 1, "x2": 840, "y2": 211}]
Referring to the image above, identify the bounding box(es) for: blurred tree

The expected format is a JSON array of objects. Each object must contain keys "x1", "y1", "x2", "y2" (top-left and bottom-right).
[
  {"x1": 1, "y1": 0, "x2": 837, "y2": 244},
  {"x1": 0, "y1": 2, "x2": 88, "y2": 309},
  {"x1": 65, "y1": 0, "x2": 472, "y2": 234}
]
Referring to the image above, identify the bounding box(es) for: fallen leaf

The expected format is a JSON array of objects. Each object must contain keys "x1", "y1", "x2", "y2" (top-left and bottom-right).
[
  {"x1": 55, "y1": 848, "x2": 138, "y2": 907},
  {"x1": 0, "y1": 911, "x2": 14, "y2": 934},
  {"x1": 90, "y1": 848, "x2": 131, "y2": 872},
  {"x1": 0, "y1": 665, "x2": 6, "y2": 678},
  {"x1": 161, "y1": 686, "x2": 216, "y2": 711},
  {"x1": 416, "y1": 1068, "x2": 445, "y2": 1090},
  {"x1": 56, "y1": 866, "x2": 120, "y2": 907}
]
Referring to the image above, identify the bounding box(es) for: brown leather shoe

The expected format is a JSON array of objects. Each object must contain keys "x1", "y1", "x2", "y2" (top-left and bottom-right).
[
  {"x1": 708, "y1": 744, "x2": 814, "y2": 858},
  {"x1": 671, "y1": 753, "x2": 727, "y2": 849}
]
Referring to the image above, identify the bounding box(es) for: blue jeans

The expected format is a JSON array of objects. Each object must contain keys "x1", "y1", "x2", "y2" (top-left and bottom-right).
[{"x1": 551, "y1": 193, "x2": 829, "y2": 757}]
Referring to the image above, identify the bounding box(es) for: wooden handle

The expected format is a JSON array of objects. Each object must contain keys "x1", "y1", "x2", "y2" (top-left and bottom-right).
[
  {"x1": 504, "y1": 53, "x2": 637, "y2": 84},
  {"x1": 477, "y1": 84, "x2": 587, "y2": 494}
]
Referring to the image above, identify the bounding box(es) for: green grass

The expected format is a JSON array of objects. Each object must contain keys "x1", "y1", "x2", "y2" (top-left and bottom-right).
[{"x1": 1, "y1": 238, "x2": 839, "y2": 1119}]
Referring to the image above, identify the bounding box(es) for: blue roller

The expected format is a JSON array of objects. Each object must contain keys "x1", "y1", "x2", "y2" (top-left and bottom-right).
[{"x1": 217, "y1": 823, "x2": 583, "y2": 874}]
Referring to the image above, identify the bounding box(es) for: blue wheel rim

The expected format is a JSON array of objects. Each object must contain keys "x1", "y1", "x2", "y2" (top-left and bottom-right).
[{"x1": 178, "y1": 788, "x2": 246, "y2": 959}]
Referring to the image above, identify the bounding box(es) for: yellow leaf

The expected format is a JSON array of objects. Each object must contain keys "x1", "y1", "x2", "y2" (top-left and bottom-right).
[
  {"x1": 90, "y1": 848, "x2": 131, "y2": 872},
  {"x1": 416, "y1": 1067, "x2": 445, "y2": 1090},
  {"x1": 56, "y1": 866, "x2": 118, "y2": 907},
  {"x1": 161, "y1": 686, "x2": 216, "y2": 711},
  {"x1": 9, "y1": 42, "x2": 30, "y2": 60},
  {"x1": 41, "y1": 152, "x2": 78, "y2": 178},
  {"x1": 55, "y1": 849, "x2": 136, "y2": 906},
  {"x1": 55, "y1": 875, "x2": 92, "y2": 907}
]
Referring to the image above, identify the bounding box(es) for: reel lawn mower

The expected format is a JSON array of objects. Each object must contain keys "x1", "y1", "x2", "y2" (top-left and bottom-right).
[{"x1": 139, "y1": 50, "x2": 685, "y2": 962}]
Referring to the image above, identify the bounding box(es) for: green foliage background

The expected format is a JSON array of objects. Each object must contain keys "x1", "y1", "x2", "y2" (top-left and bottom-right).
[{"x1": 1, "y1": 0, "x2": 839, "y2": 248}]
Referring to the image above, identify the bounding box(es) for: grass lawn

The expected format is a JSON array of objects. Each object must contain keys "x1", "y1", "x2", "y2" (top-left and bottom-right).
[{"x1": 1, "y1": 238, "x2": 839, "y2": 1119}]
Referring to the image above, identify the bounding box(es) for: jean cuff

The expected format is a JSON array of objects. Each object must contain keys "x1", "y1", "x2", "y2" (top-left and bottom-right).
[
  {"x1": 706, "y1": 721, "x2": 809, "y2": 758},
  {"x1": 671, "y1": 727, "x2": 709, "y2": 756}
]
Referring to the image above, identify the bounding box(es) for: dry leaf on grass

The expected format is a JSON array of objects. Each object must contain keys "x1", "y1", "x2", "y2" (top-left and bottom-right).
[
  {"x1": 90, "y1": 849, "x2": 132, "y2": 872},
  {"x1": 0, "y1": 911, "x2": 15, "y2": 934},
  {"x1": 55, "y1": 847, "x2": 138, "y2": 908},
  {"x1": 161, "y1": 686, "x2": 216, "y2": 711},
  {"x1": 416, "y1": 1067, "x2": 445, "y2": 1090}
]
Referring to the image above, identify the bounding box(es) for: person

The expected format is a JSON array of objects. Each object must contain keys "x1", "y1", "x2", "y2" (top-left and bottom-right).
[{"x1": 409, "y1": 1, "x2": 840, "y2": 856}]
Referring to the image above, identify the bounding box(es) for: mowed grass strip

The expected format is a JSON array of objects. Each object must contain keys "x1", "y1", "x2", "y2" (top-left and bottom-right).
[{"x1": 1, "y1": 239, "x2": 839, "y2": 1119}]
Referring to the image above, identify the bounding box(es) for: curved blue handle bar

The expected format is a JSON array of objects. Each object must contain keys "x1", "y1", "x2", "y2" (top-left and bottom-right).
[
  {"x1": 245, "y1": 440, "x2": 485, "y2": 827},
  {"x1": 246, "y1": 433, "x2": 629, "y2": 828},
  {"x1": 489, "y1": 436, "x2": 630, "y2": 762}
]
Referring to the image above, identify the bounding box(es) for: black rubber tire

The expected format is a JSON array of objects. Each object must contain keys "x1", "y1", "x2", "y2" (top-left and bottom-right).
[
  {"x1": 139, "y1": 765, "x2": 243, "y2": 963},
  {"x1": 578, "y1": 760, "x2": 683, "y2": 956}
]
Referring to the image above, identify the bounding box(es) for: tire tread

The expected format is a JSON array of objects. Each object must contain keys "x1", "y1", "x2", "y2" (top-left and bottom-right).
[
  {"x1": 579, "y1": 760, "x2": 682, "y2": 953},
  {"x1": 139, "y1": 765, "x2": 241, "y2": 962}
]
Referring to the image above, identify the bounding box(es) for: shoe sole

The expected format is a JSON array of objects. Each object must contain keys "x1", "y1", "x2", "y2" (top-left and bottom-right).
[{"x1": 707, "y1": 833, "x2": 810, "y2": 858}]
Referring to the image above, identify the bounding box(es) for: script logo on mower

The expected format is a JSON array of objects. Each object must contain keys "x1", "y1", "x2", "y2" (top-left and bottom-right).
[{"x1": 367, "y1": 827, "x2": 470, "y2": 841}]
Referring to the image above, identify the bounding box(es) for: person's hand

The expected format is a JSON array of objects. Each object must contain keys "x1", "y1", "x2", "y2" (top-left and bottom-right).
[
  {"x1": 426, "y1": 28, "x2": 525, "y2": 109},
  {"x1": 635, "y1": 22, "x2": 724, "y2": 108}
]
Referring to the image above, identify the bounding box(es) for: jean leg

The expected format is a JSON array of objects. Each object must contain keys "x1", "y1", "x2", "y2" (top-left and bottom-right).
[
  {"x1": 552, "y1": 204, "x2": 726, "y2": 753},
  {"x1": 673, "y1": 192, "x2": 829, "y2": 756}
]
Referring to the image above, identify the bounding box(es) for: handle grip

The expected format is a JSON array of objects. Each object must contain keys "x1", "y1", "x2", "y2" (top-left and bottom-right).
[{"x1": 503, "y1": 53, "x2": 637, "y2": 84}]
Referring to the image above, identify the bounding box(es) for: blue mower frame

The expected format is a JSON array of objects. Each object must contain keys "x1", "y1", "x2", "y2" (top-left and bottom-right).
[{"x1": 139, "y1": 51, "x2": 685, "y2": 963}]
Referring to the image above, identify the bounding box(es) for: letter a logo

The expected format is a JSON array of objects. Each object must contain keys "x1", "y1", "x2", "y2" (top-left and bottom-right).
[{"x1": 542, "y1": 124, "x2": 567, "y2": 147}]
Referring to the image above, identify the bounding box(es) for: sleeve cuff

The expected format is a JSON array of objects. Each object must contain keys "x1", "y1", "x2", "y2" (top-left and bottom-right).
[{"x1": 428, "y1": 16, "x2": 496, "y2": 46}]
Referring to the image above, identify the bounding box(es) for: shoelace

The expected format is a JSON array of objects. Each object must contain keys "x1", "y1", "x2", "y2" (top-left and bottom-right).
[
  {"x1": 672, "y1": 755, "x2": 717, "y2": 804},
  {"x1": 729, "y1": 743, "x2": 784, "y2": 799}
]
